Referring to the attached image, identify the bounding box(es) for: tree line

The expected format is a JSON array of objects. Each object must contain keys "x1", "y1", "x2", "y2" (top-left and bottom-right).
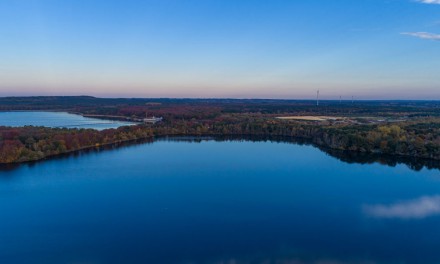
[
  {"x1": 1, "y1": 116, "x2": 439, "y2": 164},
  {"x1": 0, "y1": 126, "x2": 153, "y2": 163}
]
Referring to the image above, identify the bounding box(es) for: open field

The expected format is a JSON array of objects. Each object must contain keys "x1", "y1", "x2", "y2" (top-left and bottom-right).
[{"x1": 276, "y1": 116, "x2": 345, "y2": 121}]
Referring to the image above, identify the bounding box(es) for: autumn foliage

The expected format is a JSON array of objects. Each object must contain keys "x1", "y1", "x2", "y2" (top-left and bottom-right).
[{"x1": 0, "y1": 126, "x2": 154, "y2": 163}]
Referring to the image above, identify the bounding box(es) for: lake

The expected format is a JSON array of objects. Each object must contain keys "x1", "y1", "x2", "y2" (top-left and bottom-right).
[
  {"x1": 0, "y1": 111, "x2": 136, "y2": 130},
  {"x1": 1, "y1": 139, "x2": 440, "y2": 264}
]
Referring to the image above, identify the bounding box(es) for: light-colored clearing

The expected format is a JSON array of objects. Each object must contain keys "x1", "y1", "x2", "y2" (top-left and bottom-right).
[{"x1": 276, "y1": 116, "x2": 344, "y2": 121}]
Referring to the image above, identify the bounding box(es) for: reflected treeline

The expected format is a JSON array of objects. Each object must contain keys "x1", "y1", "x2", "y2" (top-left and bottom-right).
[
  {"x1": 324, "y1": 148, "x2": 440, "y2": 172},
  {"x1": 1, "y1": 135, "x2": 439, "y2": 173},
  {"x1": 0, "y1": 138, "x2": 155, "y2": 173},
  {"x1": 158, "y1": 135, "x2": 440, "y2": 172}
]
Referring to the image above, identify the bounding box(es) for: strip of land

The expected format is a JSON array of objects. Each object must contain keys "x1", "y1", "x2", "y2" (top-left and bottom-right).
[
  {"x1": 276, "y1": 116, "x2": 344, "y2": 121},
  {"x1": 0, "y1": 96, "x2": 439, "y2": 164}
]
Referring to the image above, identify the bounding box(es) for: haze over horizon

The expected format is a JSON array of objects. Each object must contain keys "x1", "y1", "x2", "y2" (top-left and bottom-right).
[{"x1": 0, "y1": 0, "x2": 439, "y2": 100}]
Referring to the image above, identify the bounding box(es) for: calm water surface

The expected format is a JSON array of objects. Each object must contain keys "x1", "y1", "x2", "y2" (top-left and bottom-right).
[
  {"x1": 1, "y1": 140, "x2": 440, "y2": 264},
  {"x1": 0, "y1": 111, "x2": 135, "y2": 130}
]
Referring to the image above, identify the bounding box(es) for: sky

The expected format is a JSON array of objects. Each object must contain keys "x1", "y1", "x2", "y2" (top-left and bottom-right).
[{"x1": 0, "y1": 0, "x2": 439, "y2": 99}]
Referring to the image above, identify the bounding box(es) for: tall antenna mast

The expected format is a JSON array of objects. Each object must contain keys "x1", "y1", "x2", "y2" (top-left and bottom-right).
[
  {"x1": 316, "y1": 90, "x2": 320, "y2": 106},
  {"x1": 352, "y1": 96, "x2": 354, "y2": 105},
  {"x1": 339, "y1": 96, "x2": 342, "y2": 104}
]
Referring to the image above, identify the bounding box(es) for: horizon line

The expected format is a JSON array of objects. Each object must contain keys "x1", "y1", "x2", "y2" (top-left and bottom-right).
[{"x1": 0, "y1": 95, "x2": 440, "y2": 102}]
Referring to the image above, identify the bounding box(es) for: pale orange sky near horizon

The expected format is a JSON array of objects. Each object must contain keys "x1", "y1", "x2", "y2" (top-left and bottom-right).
[{"x1": 1, "y1": 0, "x2": 440, "y2": 100}]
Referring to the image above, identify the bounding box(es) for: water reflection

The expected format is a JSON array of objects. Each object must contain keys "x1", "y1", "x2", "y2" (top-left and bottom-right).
[
  {"x1": 323, "y1": 148, "x2": 440, "y2": 172},
  {"x1": 1, "y1": 135, "x2": 439, "y2": 173},
  {"x1": 0, "y1": 138, "x2": 154, "y2": 172},
  {"x1": 191, "y1": 257, "x2": 376, "y2": 264},
  {"x1": 1, "y1": 138, "x2": 440, "y2": 263},
  {"x1": 364, "y1": 195, "x2": 440, "y2": 219},
  {"x1": 0, "y1": 111, "x2": 136, "y2": 130},
  {"x1": 161, "y1": 135, "x2": 440, "y2": 172}
]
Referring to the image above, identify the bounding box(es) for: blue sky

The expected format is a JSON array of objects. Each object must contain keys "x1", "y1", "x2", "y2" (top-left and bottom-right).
[{"x1": 0, "y1": 0, "x2": 439, "y2": 99}]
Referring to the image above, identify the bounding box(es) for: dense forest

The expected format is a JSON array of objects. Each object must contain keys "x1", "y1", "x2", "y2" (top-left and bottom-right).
[
  {"x1": 1, "y1": 115, "x2": 439, "y2": 164},
  {"x1": 0, "y1": 126, "x2": 153, "y2": 163},
  {"x1": 1, "y1": 96, "x2": 439, "y2": 119},
  {"x1": 0, "y1": 96, "x2": 439, "y2": 164},
  {"x1": 153, "y1": 116, "x2": 440, "y2": 160}
]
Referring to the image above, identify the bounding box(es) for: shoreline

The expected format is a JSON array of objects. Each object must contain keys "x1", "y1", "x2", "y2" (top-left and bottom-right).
[{"x1": 2, "y1": 133, "x2": 439, "y2": 173}]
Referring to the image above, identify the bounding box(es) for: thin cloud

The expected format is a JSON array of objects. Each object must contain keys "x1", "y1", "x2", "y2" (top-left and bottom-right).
[
  {"x1": 364, "y1": 195, "x2": 440, "y2": 219},
  {"x1": 401, "y1": 32, "x2": 440, "y2": 40},
  {"x1": 416, "y1": 0, "x2": 440, "y2": 4}
]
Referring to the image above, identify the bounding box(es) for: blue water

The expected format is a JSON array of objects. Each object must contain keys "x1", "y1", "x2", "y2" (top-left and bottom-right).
[
  {"x1": 0, "y1": 111, "x2": 136, "y2": 130},
  {"x1": 1, "y1": 139, "x2": 440, "y2": 264}
]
